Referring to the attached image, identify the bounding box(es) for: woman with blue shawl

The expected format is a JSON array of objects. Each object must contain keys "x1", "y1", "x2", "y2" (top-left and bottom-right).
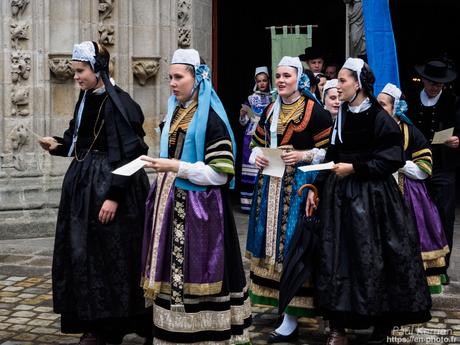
[
  {"x1": 378, "y1": 83, "x2": 449, "y2": 294},
  {"x1": 246, "y1": 56, "x2": 332, "y2": 343},
  {"x1": 140, "y1": 49, "x2": 251, "y2": 344}
]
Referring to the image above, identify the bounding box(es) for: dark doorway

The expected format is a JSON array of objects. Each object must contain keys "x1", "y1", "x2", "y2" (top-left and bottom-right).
[{"x1": 391, "y1": 0, "x2": 460, "y2": 96}]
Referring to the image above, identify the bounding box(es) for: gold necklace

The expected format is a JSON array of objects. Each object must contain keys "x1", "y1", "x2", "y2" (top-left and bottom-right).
[
  {"x1": 169, "y1": 100, "x2": 198, "y2": 135},
  {"x1": 74, "y1": 95, "x2": 109, "y2": 162}
]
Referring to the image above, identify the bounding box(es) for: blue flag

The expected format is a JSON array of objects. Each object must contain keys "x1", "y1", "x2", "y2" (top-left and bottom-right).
[{"x1": 363, "y1": 0, "x2": 400, "y2": 94}]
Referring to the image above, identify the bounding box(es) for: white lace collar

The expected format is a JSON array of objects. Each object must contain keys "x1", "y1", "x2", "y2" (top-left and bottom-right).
[
  {"x1": 420, "y1": 89, "x2": 442, "y2": 107},
  {"x1": 348, "y1": 97, "x2": 372, "y2": 113}
]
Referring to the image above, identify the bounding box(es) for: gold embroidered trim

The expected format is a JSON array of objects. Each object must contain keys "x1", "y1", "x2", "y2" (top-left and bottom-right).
[
  {"x1": 169, "y1": 101, "x2": 198, "y2": 146},
  {"x1": 154, "y1": 304, "x2": 230, "y2": 332},
  {"x1": 427, "y1": 275, "x2": 441, "y2": 286},
  {"x1": 315, "y1": 138, "x2": 329, "y2": 148},
  {"x1": 207, "y1": 139, "x2": 233, "y2": 150},
  {"x1": 424, "y1": 257, "x2": 446, "y2": 269},
  {"x1": 230, "y1": 329, "x2": 251, "y2": 344},
  {"x1": 421, "y1": 245, "x2": 450, "y2": 261},
  {"x1": 398, "y1": 171, "x2": 404, "y2": 194},
  {"x1": 250, "y1": 282, "x2": 314, "y2": 309},
  {"x1": 231, "y1": 298, "x2": 253, "y2": 325},
  {"x1": 280, "y1": 98, "x2": 313, "y2": 146},
  {"x1": 171, "y1": 189, "x2": 187, "y2": 309},
  {"x1": 143, "y1": 172, "x2": 177, "y2": 298},
  {"x1": 153, "y1": 299, "x2": 252, "y2": 333},
  {"x1": 250, "y1": 261, "x2": 313, "y2": 287},
  {"x1": 150, "y1": 281, "x2": 223, "y2": 296},
  {"x1": 265, "y1": 176, "x2": 282, "y2": 266},
  {"x1": 402, "y1": 122, "x2": 409, "y2": 151},
  {"x1": 158, "y1": 291, "x2": 230, "y2": 304},
  {"x1": 412, "y1": 148, "x2": 431, "y2": 158}
]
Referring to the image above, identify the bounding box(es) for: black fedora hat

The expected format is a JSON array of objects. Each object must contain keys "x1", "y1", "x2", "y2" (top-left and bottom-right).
[
  {"x1": 299, "y1": 46, "x2": 324, "y2": 61},
  {"x1": 415, "y1": 59, "x2": 457, "y2": 83}
]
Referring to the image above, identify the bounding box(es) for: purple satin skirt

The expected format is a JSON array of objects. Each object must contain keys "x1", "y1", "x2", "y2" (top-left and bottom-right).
[
  {"x1": 403, "y1": 176, "x2": 448, "y2": 255},
  {"x1": 142, "y1": 173, "x2": 225, "y2": 287}
]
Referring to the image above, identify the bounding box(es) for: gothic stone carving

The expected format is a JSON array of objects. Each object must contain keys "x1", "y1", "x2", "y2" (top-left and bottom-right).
[
  {"x1": 48, "y1": 55, "x2": 74, "y2": 81},
  {"x1": 132, "y1": 57, "x2": 161, "y2": 86},
  {"x1": 9, "y1": 124, "x2": 29, "y2": 171},
  {"x1": 178, "y1": 27, "x2": 191, "y2": 47},
  {"x1": 98, "y1": 23, "x2": 115, "y2": 45},
  {"x1": 10, "y1": 22, "x2": 29, "y2": 49},
  {"x1": 11, "y1": 50, "x2": 31, "y2": 82},
  {"x1": 177, "y1": 0, "x2": 192, "y2": 47},
  {"x1": 98, "y1": 0, "x2": 114, "y2": 21},
  {"x1": 11, "y1": 86, "x2": 30, "y2": 116},
  {"x1": 177, "y1": 0, "x2": 191, "y2": 27},
  {"x1": 9, "y1": 125, "x2": 28, "y2": 151},
  {"x1": 10, "y1": 0, "x2": 29, "y2": 18}
]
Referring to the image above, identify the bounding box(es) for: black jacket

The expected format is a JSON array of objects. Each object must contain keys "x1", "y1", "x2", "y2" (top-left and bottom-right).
[{"x1": 408, "y1": 90, "x2": 460, "y2": 171}]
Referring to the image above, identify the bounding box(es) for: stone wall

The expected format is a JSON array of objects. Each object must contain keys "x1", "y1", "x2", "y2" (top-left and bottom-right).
[{"x1": 0, "y1": 0, "x2": 213, "y2": 239}]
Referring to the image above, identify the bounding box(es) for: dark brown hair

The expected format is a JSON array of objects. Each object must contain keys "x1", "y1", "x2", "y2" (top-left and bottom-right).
[{"x1": 347, "y1": 62, "x2": 375, "y2": 97}]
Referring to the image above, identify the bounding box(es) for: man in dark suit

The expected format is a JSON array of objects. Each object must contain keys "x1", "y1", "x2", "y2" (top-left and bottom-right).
[{"x1": 408, "y1": 58, "x2": 459, "y2": 283}]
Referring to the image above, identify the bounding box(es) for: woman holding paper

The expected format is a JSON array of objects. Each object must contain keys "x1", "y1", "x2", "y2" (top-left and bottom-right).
[
  {"x1": 40, "y1": 41, "x2": 152, "y2": 345},
  {"x1": 140, "y1": 49, "x2": 251, "y2": 344},
  {"x1": 38, "y1": 42, "x2": 151, "y2": 344},
  {"x1": 246, "y1": 56, "x2": 332, "y2": 343},
  {"x1": 306, "y1": 59, "x2": 431, "y2": 345},
  {"x1": 378, "y1": 83, "x2": 449, "y2": 294},
  {"x1": 238, "y1": 66, "x2": 272, "y2": 213}
]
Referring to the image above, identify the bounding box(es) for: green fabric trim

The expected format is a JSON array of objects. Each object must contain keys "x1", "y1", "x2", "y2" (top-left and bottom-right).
[
  {"x1": 415, "y1": 159, "x2": 432, "y2": 175},
  {"x1": 429, "y1": 284, "x2": 443, "y2": 294},
  {"x1": 249, "y1": 290, "x2": 278, "y2": 308},
  {"x1": 249, "y1": 290, "x2": 316, "y2": 318},
  {"x1": 441, "y1": 274, "x2": 448, "y2": 284},
  {"x1": 209, "y1": 159, "x2": 235, "y2": 175}
]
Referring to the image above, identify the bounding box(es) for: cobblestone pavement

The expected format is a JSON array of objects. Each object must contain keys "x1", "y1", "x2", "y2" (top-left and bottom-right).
[{"x1": 0, "y1": 207, "x2": 459, "y2": 344}]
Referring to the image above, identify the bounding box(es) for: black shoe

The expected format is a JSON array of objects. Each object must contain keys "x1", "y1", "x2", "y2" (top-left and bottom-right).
[{"x1": 267, "y1": 326, "x2": 299, "y2": 343}]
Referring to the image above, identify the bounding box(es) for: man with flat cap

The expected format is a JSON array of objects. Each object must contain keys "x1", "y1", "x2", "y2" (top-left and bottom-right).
[
  {"x1": 299, "y1": 46, "x2": 325, "y2": 74},
  {"x1": 408, "y1": 58, "x2": 460, "y2": 283}
]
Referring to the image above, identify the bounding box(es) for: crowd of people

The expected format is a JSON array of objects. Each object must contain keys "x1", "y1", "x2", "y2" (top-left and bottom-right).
[{"x1": 38, "y1": 40, "x2": 459, "y2": 345}]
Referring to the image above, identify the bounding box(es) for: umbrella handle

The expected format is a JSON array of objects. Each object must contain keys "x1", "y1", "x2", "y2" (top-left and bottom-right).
[
  {"x1": 299, "y1": 183, "x2": 319, "y2": 217},
  {"x1": 298, "y1": 183, "x2": 318, "y2": 200}
]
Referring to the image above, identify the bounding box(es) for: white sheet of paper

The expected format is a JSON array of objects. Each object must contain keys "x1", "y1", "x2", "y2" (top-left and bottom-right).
[
  {"x1": 298, "y1": 161, "x2": 335, "y2": 172},
  {"x1": 260, "y1": 148, "x2": 285, "y2": 177},
  {"x1": 112, "y1": 156, "x2": 147, "y2": 176},
  {"x1": 431, "y1": 127, "x2": 454, "y2": 144}
]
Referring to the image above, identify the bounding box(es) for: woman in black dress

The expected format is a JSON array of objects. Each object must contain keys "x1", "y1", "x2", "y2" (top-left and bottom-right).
[
  {"x1": 306, "y1": 58, "x2": 432, "y2": 345},
  {"x1": 39, "y1": 41, "x2": 151, "y2": 345}
]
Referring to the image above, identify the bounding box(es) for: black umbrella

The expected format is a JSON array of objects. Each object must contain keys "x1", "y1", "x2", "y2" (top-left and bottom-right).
[{"x1": 278, "y1": 184, "x2": 320, "y2": 315}]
